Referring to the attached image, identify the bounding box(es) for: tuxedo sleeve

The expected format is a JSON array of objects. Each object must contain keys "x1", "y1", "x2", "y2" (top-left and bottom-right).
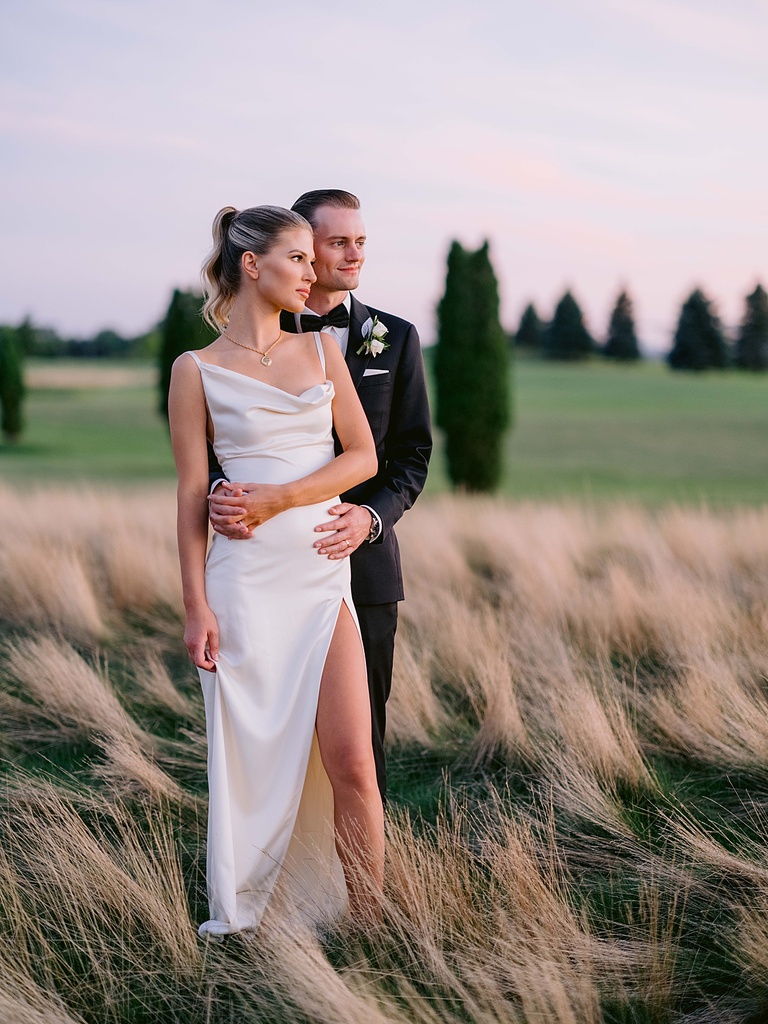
[
  {"x1": 208, "y1": 441, "x2": 227, "y2": 492},
  {"x1": 360, "y1": 324, "x2": 432, "y2": 542}
]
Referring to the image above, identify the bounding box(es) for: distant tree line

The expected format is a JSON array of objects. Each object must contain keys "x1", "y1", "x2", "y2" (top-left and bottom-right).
[
  {"x1": 4, "y1": 270, "x2": 765, "y2": 456},
  {"x1": 0, "y1": 290, "x2": 215, "y2": 444},
  {"x1": 430, "y1": 250, "x2": 768, "y2": 496},
  {"x1": 513, "y1": 283, "x2": 768, "y2": 371},
  {"x1": 512, "y1": 290, "x2": 640, "y2": 361},
  {"x1": 0, "y1": 317, "x2": 160, "y2": 360}
]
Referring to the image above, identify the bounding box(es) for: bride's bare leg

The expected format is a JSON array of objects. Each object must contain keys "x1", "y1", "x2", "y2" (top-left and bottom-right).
[{"x1": 315, "y1": 601, "x2": 384, "y2": 923}]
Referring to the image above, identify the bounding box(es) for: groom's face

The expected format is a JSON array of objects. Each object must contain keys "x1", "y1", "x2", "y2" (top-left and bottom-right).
[{"x1": 310, "y1": 205, "x2": 366, "y2": 295}]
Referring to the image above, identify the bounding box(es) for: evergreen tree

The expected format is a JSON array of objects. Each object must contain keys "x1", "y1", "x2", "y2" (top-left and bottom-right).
[
  {"x1": 544, "y1": 291, "x2": 594, "y2": 360},
  {"x1": 435, "y1": 242, "x2": 471, "y2": 436},
  {"x1": 514, "y1": 303, "x2": 544, "y2": 352},
  {"x1": 158, "y1": 289, "x2": 217, "y2": 418},
  {"x1": 435, "y1": 241, "x2": 511, "y2": 492},
  {"x1": 668, "y1": 288, "x2": 729, "y2": 371},
  {"x1": 0, "y1": 326, "x2": 25, "y2": 442},
  {"x1": 603, "y1": 290, "x2": 641, "y2": 361},
  {"x1": 92, "y1": 329, "x2": 130, "y2": 358},
  {"x1": 16, "y1": 316, "x2": 38, "y2": 357},
  {"x1": 734, "y1": 283, "x2": 768, "y2": 371}
]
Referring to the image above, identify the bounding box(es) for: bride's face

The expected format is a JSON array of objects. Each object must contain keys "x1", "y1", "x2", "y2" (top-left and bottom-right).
[{"x1": 251, "y1": 227, "x2": 316, "y2": 313}]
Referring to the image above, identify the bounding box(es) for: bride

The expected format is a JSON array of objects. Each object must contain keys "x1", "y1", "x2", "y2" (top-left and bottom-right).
[{"x1": 168, "y1": 205, "x2": 384, "y2": 938}]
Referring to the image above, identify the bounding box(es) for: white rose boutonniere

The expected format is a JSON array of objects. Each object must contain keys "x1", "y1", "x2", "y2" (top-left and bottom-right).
[{"x1": 357, "y1": 316, "x2": 390, "y2": 358}]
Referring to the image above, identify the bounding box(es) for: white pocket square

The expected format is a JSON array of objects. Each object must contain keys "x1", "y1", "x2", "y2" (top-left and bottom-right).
[{"x1": 363, "y1": 368, "x2": 389, "y2": 376}]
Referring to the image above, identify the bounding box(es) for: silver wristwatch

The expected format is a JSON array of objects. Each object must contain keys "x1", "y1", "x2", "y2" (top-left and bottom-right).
[{"x1": 361, "y1": 505, "x2": 382, "y2": 543}]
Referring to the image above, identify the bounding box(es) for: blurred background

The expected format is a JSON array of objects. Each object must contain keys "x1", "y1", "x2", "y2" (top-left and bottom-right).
[{"x1": 1, "y1": 0, "x2": 767, "y2": 501}]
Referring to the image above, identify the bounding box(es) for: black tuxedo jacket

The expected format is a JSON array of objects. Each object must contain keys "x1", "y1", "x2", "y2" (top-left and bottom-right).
[{"x1": 208, "y1": 293, "x2": 432, "y2": 605}]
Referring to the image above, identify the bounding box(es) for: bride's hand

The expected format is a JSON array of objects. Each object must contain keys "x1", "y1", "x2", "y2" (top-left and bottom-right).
[
  {"x1": 209, "y1": 484, "x2": 252, "y2": 539},
  {"x1": 184, "y1": 606, "x2": 220, "y2": 671},
  {"x1": 210, "y1": 482, "x2": 290, "y2": 533}
]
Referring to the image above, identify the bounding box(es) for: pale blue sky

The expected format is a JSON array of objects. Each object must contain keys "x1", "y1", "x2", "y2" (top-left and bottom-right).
[{"x1": 1, "y1": 0, "x2": 766, "y2": 349}]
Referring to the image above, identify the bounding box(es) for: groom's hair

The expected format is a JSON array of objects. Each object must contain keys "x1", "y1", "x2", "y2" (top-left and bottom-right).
[{"x1": 291, "y1": 189, "x2": 360, "y2": 228}]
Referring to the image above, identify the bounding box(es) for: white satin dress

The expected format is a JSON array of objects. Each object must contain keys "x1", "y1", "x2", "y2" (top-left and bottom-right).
[{"x1": 186, "y1": 334, "x2": 353, "y2": 938}]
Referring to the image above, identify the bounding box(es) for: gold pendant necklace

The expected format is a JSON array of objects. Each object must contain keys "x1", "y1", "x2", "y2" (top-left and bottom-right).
[{"x1": 223, "y1": 328, "x2": 284, "y2": 366}]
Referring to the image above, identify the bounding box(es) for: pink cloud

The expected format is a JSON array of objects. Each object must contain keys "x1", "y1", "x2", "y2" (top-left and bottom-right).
[{"x1": 601, "y1": 0, "x2": 768, "y2": 61}]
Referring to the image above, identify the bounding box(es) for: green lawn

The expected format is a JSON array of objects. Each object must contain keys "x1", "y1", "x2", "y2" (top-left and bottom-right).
[
  {"x1": 431, "y1": 357, "x2": 768, "y2": 504},
  {"x1": 2, "y1": 357, "x2": 767, "y2": 502},
  {"x1": 1, "y1": 366, "x2": 176, "y2": 484}
]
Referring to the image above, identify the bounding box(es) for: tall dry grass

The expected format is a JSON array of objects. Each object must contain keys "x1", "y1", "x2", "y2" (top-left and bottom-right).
[{"x1": 1, "y1": 485, "x2": 768, "y2": 1021}]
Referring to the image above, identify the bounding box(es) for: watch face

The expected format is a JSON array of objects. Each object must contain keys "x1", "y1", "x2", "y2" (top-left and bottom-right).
[{"x1": 366, "y1": 512, "x2": 378, "y2": 541}]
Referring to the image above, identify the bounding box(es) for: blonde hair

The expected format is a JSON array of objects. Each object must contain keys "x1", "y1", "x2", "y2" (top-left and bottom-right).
[{"x1": 201, "y1": 205, "x2": 311, "y2": 329}]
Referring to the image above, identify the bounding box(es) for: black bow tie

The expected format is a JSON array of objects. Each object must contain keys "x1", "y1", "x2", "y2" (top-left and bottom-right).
[{"x1": 300, "y1": 304, "x2": 350, "y2": 332}]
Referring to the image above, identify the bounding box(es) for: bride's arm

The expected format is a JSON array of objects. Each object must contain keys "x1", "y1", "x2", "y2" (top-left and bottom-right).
[
  {"x1": 168, "y1": 354, "x2": 219, "y2": 670},
  {"x1": 217, "y1": 336, "x2": 377, "y2": 530}
]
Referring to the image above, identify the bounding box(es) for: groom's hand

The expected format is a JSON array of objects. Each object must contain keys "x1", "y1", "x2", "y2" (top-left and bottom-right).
[{"x1": 314, "y1": 503, "x2": 372, "y2": 559}]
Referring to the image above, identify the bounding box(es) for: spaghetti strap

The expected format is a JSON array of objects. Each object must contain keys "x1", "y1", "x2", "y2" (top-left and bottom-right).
[
  {"x1": 313, "y1": 332, "x2": 326, "y2": 375},
  {"x1": 186, "y1": 350, "x2": 203, "y2": 368}
]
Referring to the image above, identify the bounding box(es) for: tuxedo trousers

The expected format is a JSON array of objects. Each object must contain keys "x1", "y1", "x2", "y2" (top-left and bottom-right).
[{"x1": 355, "y1": 602, "x2": 398, "y2": 801}]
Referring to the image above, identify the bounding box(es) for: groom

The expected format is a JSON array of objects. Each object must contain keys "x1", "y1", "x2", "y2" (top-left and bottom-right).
[{"x1": 208, "y1": 189, "x2": 432, "y2": 800}]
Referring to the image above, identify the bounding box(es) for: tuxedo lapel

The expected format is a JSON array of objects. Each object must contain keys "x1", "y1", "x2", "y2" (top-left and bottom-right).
[{"x1": 346, "y1": 294, "x2": 371, "y2": 389}]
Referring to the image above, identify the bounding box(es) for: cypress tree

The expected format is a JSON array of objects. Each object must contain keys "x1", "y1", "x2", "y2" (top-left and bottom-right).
[
  {"x1": 435, "y1": 242, "x2": 472, "y2": 437},
  {"x1": 603, "y1": 290, "x2": 641, "y2": 361},
  {"x1": 158, "y1": 289, "x2": 217, "y2": 418},
  {"x1": 734, "y1": 283, "x2": 768, "y2": 371},
  {"x1": 544, "y1": 291, "x2": 594, "y2": 360},
  {"x1": 668, "y1": 288, "x2": 729, "y2": 371},
  {"x1": 435, "y1": 240, "x2": 511, "y2": 492},
  {"x1": 514, "y1": 303, "x2": 544, "y2": 352},
  {"x1": 0, "y1": 326, "x2": 25, "y2": 443}
]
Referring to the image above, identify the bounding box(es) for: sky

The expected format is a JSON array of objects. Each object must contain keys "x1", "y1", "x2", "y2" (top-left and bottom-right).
[{"x1": 1, "y1": 0, "x2": 767, "y2": 351}]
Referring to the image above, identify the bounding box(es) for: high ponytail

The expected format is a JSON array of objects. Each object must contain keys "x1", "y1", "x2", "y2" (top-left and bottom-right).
[{"x1": 201, "y1": 205, "x2": 311, "y2": 330}]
